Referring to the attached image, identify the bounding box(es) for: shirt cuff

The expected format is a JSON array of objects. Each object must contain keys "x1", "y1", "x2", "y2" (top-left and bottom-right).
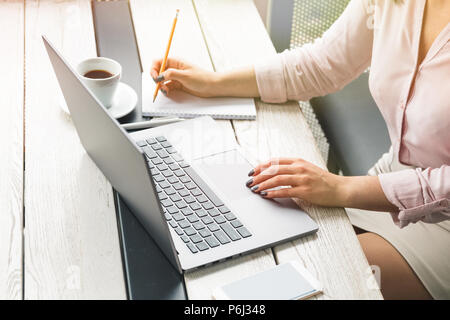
[
  {"x1": 379, "y1": 169, "x2": 450, "y2": 228},
  {"x1": 254, "y1": 53, "x2": 287, "y2": 103}
]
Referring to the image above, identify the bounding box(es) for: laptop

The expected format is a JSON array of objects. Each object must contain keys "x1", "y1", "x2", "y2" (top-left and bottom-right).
[{"x1": 42, "y1": 36, "x2": 318, "y2": 272}]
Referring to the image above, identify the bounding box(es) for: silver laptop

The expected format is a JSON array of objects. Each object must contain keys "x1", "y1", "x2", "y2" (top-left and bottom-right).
[{"x1": 43, "y1": 36, "x2": 318, "y2": 272}]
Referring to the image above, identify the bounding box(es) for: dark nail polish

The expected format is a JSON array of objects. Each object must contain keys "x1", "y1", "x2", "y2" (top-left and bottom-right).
[
  {"x1": 161, "y1": 89, "x2": 167, "y2": 96},
  {"x1": 251, "y1": 185, "x2": 259, "y2": 192},
  {"x1": 245, "y1": 178, "x2": 253, "y2": 187},
  {"x1": 248, "y1": 169, "x2": 255, "y2": 177},
  {"x1": 260, "y1": 191, "x2": 268, "y2": 197},
  {"x1": 155, "y1": 74, "x2": 165, "y2": 82}
]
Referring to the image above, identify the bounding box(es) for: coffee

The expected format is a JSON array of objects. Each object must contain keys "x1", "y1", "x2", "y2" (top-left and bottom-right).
[{"x1": 84, "y1": 69, "x2": 114, "y2": 79}]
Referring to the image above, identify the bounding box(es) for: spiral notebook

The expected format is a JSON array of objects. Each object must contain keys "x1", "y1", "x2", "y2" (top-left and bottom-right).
[{"x1": 142, "y1": 73, "x2": 256, "y2": 120}]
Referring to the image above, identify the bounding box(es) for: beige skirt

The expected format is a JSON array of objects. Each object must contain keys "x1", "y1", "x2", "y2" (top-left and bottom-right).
[{"x1": 347, "y1": 148, "x2": 450, "y2": 300}]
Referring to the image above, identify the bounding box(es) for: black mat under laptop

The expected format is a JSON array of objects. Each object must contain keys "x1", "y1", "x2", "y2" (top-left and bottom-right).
[{"x1": 92, "y1": 0, "x2": 187, "y2": 300}]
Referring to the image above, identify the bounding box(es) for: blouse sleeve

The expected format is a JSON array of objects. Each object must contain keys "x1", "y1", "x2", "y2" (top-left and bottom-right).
[
  {"x1": 378, "y1": 166, "x2": 450, "y2": 228},
  {"x1": 254, "y1": 0, "x2": 375, "y2": 103}
]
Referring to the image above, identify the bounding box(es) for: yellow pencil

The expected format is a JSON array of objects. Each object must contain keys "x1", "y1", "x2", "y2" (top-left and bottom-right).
[{"x1": 153, "y1": 9, "x2": 179, "y2": 103}]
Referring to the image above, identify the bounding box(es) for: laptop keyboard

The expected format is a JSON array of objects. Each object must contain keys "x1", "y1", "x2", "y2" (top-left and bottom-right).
[{"x1": 136, "y1": 135, "x2": 252, "y2": 254}]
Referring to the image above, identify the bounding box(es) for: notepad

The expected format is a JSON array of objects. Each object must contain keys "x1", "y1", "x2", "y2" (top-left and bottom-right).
[{"x1": 142, "y1": 73, "x2": 256, "y2": 120}]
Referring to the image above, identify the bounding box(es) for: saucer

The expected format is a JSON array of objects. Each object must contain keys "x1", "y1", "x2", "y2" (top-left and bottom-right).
[{"x1": 60, "y1": 82, "x2": 137, "y2": 119}]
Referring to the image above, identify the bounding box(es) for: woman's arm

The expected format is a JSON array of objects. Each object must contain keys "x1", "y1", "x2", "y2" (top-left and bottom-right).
[{"x1": 246, "y1": 158, "x2": 397, "y2": 212}]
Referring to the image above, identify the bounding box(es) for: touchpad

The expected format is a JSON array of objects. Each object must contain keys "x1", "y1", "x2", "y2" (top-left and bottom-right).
[{"x1": 191, "y1": 150, "x2": 304, "y2": 225}]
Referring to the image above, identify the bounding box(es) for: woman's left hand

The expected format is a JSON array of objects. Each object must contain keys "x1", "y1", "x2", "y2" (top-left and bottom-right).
[{"x1": 246, "y1": 158, "x2": 347, "y2": 207}]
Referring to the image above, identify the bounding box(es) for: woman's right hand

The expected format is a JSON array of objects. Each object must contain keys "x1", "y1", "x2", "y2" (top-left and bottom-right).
[
  {"x1": 150, "y1": 58, "x2": 220, "y2": 98},
  {"x1": 150, "y1": 57, "x2": 260, "y2": 99}
]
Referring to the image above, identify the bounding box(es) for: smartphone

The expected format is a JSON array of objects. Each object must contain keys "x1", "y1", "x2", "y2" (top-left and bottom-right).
[{"x1": 213, "y1": 261, "x2": 322, "y2": 300}]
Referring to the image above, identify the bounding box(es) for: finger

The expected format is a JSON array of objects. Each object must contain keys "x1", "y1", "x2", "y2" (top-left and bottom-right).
[
  {"x1": 250, "y1": 158, "x2": 297, "y2": 176},
  {"x1": 261, "y1": 187, "x2": 295, "y2": 199},
  {"x1": 151, "y1": 58, "x2": 187, "y2": 81},
  {"x1": 246, "y1": 165, "x2": 298, "y2": 187},
  {"x1": 150, "y1": 59, "x2": 163, "y2": 80},
  {"x1": 251, "y1": 175, "x2": 300, "y2": 193},
  {"x1": 160, "y1": 81, "x2": 183, "y2": 95},
  {"x1": 156, "y1": 68, "x2": 189, "y2": 83}
]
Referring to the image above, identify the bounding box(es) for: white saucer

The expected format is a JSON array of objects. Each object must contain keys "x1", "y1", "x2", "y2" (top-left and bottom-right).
[{"x1": 60, "y1": 82, "x2": 137, "y2": 119}]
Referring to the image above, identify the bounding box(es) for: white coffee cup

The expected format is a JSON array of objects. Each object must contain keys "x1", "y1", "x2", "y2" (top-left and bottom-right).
[{"x1": 76, "y1": 57, "x2": 122, "y2": 109}]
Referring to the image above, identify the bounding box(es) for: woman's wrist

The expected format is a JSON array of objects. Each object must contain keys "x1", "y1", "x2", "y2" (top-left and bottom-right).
[{"x1": 212, "y1": 67, "x2": 260, "y2": 98}]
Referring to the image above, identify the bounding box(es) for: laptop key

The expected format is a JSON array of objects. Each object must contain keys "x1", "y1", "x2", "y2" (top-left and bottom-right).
[
  {"x1": 157, "y1": 150, "x2": 169, "y2": 158},
  {"x1": 173, "y1": 182, "x2": 184, "y2": 190},
  {"x1": 190, "y1": 203, "x2": 202, "y2": 211},
  {"x1": 221, "y1": 223, "x2": 242, "y2": 241},
  {"x1": 169, "y1": 163, "x2": 179, "y2": 171},
  {"x1": 185, "y1": 182, "x2": 197, "y2": 190},
  {"x1": 180, "y1": 176, "x2": 191, "y2": 184},
  {"x1": 136, "y1": 140, "x2": 147, "y2": 147},
  {"x1": 167, "y1": 206, "x2": 179, "y2": 214},
  {"x1": 236, "y1": 226, "x2": 252, "y2": 238},
  {"x1": 158, "y1": 193, "x2": 168, "y2": 201},
  {"x1": 173, "y1": 169, "x2": 185, "y2": 177},
  {"x1": 191, "y1": 188, "x2": 202, "y2": 196},
  {"x1": 188, "y1": 215, "x2": 199, "y2": 223},
  {"x1": 192, "y1": 221, "x2": 204, "y2": 230},
  {"x1": 164, "y1": 213, "x2": 171, "y2": 221},
  {"x1": 224, "y1": 213, "x2": 236, "y2": 221},
  {"x1": 178, "y1": 189, "x2": 190, "y2": 197},
  {"x1": 167, "y1": 176, "x2": 178, "y2": 184},
  {"x1": 190, "y1": 234, "x2": 203, "y2": 244},
  {"x1": 161, "y1": 199, "x2": 172, "y2": 207},
  {"x1": 213, "y1": 230, "x2": 231, "y2": 244},
  {"x1": 204, "y1": 236, "x2": 220, "y2": 248},
  {"x1": 201, "y1": 216, "x2": 214, "y2": 225},
  {"x1": 181, "y1": 208, "x2": 193, "y2": 216},
  {"x1": 175, "y1": 201, "x2": 187, "y2": 209},
  {"x1": 196, "y1": 241, "x2": 209, "y2": 251},
  {"x1": 214, "y1": 215, "x2": 227, "y2": 224},
  {"x1": 146, "y1": 138, "x2": 157, "y2": 145},
  {"x1": 168, "y1": 220, "x2": 177, "y2": 228},
  {"x1": 196, "y1": 195, "x2": 208, "y2": 203},
  {"x1": 166, "y1": 147, "x2": 177, "y2": 154},
  {"x1": 143, "y1": 146, "x2": 157, "y2": 159},
  {"x1": 196, "y1": 209, "x2": 208, "y2": 218},
  {"x1": 175, "y1": 228, "x2": 184, "y2": 236},
  {"x1": 178, "y1": 219, "x2": 190, "y2": 229},
  {"x1": 199, "y1": 229, "x2": 212, "y2": 238},
  {"x1": 202, "y1": 202, "x2": 214, "y2": 210},
  {"x1": 172, "y1": 213, "x2": 184, "y2": 221},
  {"x1": 184, "y1": 227, "x2": 196, "y2": 236},
  {"x1": 162, "y1": 170, "x2": 173, "y2": 178},
  {"x1": 151, "y1": 144, "x2": 162, "y2": 150},
  {"x1": 157, "y1": 164, "x2": 168, "y2": 171},
  {"x1": 208, "y1": 223, "x2": 220, "y2": 232},
  {"x1": 163, "y1": 157, "x2": 174, "y2": 165},
  {"x1": 170, "y1": 194, "x2": 182, "y2": 202},
  {"x1": 219, "y1": 206, "x2": 230, "y2": 214},
  {"x1": 153, "y1": 175, "x2": 164, "y2": 183},
  {"x1": 156, "y1": 136, "x2": 166, "y2": 142},
  {"x1": 181, "y1": 235, "x2": 190, "y2": 243},
  {"x1": 207, "y1": 208, "x2": 220, "y2": 217},
  {"x1": 172, "y1": 153, "x2": 183, "y2": 162},
  {"x1": 179, "y1": 161, "x2": 190, "y2": 168},
  {"x1": 165, "y1": 187, "x2": 176, "y2": 195},
  {"x1": 184, "y1": 196, "x2": 196, "y2": 204},
  {"x1": 161, "y1": 141, "x2": 171, "y2": 148},
  {"x1": 231, "y1": 220, "x2": 243, "y2": 228},
  {"x1": 151, "y1": 158, "x2": 163, "y2": 165},
  {"x1": 186, "y1": 243, "x2": 198, "y2": 253},
  {"x1": 156, "y1": 185, "x2": 163, "y2": 193},
  {"x1": 159, "y1": 180, "x2": 170, "y2": 189}
]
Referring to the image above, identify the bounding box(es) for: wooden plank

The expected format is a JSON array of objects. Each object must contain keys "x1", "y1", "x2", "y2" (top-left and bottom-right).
[
  {"x1": 24, "y1": 0, "x2": 126, "y2": 299},
  {"x1": 130, "y1": 0, "x2": 276, "y2": 299},
  {"x1": 0, "y1": 0, "x2": 24, "y2": 300},
  {"x1": 193, "y1": 0, "x2": 382, "y2": 299}
]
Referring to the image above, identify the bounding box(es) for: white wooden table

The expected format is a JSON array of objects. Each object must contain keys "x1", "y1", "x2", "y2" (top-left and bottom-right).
[{"x1": 0, "y1": 0, "x2": 382, "y2": 300}]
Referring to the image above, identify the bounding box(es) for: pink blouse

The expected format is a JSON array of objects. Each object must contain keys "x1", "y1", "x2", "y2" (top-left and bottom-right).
[{"x1": 254, "y1": 0, "x2": 450, "y2": 228}]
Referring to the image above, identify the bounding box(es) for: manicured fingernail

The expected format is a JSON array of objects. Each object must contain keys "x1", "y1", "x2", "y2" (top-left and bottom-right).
[
  {"x1": 245, "y1": 178, "x2": 253, "y2": 187},
  {"x1": 155, "y1": 74, "x2": 165, "y2": 82},
  {"x1": 260, "y1": 191, "x2": 268, "y2": 197},
  {"x1": 161, "y1": 89, "x2": 167, "y2": 96},
  {"x1": 248, "y1": 169, "x2": 255, "y2": 176},
  {"x1": 251, "y1": 185, "x2": 259, "y2": 192}
]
